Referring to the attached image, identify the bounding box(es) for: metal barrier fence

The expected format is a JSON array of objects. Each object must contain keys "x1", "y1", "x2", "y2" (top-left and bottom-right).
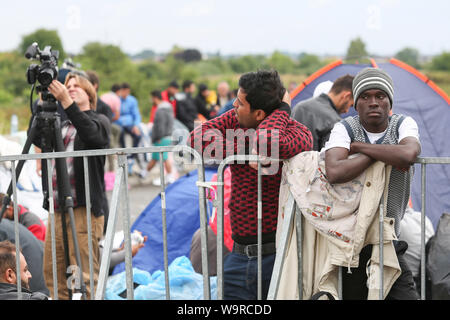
[
  {"x1": 1, "y1": 147, "x2": 449, "y2": 300},
  {"x1": 0, "y1": 145, "x2": 212, "y2": 300},
  {"x1": 265, "y1": 156, "x2": 450, "y2": 300}
]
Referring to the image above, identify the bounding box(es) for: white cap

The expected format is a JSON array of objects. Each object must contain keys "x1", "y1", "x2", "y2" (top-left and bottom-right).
[{"x1": 313, "y1": 80, "x2": 333, "y2": 97}]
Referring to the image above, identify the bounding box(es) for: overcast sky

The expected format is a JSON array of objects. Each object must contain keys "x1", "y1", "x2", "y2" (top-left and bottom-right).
[{"x1": 1, "y1": 0, "x2": 449, "y2": 57}]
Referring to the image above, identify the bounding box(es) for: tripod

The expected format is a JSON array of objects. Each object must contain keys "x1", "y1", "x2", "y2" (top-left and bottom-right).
[{"x1": 0, "y1": 89, "x2": 87, "y2": 300}]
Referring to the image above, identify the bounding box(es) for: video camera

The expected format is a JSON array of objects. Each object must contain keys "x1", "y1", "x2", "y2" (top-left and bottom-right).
[
  {"x1": 25, "y1": 42, "x2": 59, "y2": 113},
  {"x1": 25, "y1": 42, "x2": 59, "y2": 89}
]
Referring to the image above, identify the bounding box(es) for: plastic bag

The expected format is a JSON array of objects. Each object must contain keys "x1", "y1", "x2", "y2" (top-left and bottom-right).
[{"x1": 106, "y1": 256, "x2": 217, "y2": 300}]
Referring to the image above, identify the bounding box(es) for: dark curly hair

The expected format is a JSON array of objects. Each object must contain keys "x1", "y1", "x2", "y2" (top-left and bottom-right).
[{"x1": 238, "y1": 69, "x2": 285, "y2": 114}]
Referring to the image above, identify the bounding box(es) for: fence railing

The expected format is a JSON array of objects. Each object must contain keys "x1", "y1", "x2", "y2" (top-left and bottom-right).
[
  {"x1": 0, "y1": 145, "x2": 211, "y2": 300},
  {"x1": 1, "y1": 146, "x2": 449, "y2": 300},
  {"x1": 266, "y1": 156, "x2": 450, "y2": 300}
]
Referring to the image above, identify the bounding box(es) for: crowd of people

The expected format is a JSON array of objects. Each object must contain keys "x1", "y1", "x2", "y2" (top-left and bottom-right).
[
  {"x1": 0, "y1": 66, "x2": 240, "y2": 300},
  {"x1": 0, "y1": 64, "x2": 426, "y2": 301}
]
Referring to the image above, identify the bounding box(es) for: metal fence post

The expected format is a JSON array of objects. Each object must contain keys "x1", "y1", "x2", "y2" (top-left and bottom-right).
[
  {"x1": 82, "y1": 156, "x2": 94, "y2": 299},
  {"x1": 119, "y1": 154, "x2": 134, "y2": 300},
  {"x1": 95, "y1": 153, "x2": 125, "y2": 300},
  {"x1": 46, "y1": 159, "x2": 59, "y2": 300},
  {"x1": 11, "y1": 161, "x2": 21, "y2": 299},
  {"x1": 158, "y1": 152, "x2": 170, "y2": 300},
  {"x1": 420, "y1": 162, "x2": 427, "y2": 300},
  {"x1": 257, "y1": 162, "x2": 263, "y2": 300},
  {"x1": 379, "y1": 192, "x2": 385, "y2": 300}
]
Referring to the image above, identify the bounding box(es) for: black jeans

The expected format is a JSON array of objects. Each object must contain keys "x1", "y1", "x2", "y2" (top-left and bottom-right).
[
  {"x1": 119, "y1": 125, "x2": 141, "y2": 160},
  {"x1": 342, "y1": 240, "x2": 420, "y2": 300}
]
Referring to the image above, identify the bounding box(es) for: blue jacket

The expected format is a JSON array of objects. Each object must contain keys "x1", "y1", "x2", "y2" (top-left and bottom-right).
[{"x1": 115, "y1": 95, "x2": 141, "y2": 127}]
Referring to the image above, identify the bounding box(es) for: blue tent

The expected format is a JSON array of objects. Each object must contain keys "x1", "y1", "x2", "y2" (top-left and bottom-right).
[
  {"x1": 291, "y1": 58, "x2": 450, "y2": 229},
  {"x1": 112, "y1": 168, "x2": 216, "y2": 275}
]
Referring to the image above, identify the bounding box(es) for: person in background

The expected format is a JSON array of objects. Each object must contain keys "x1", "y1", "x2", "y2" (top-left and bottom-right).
[
  {"x1": 195, "y1": 84, "x2": 219, "y2": 120},
  {"x1": 161, "y1": 80, "x2": 179, "y2": 118},
  {"x1": 0, "y1": 193, "x2": 46, "y2": 242},
  {"x1": 85, "y1": 70, "x2": 114, "y2": 123},
  {"x1": 100, "y1": 83, "x2": 123, "y2": 173},
  {"x1": 0, "y1": 218, "x2": 49, "y2": 295},
  {"x1": 217, "y1": 89, "x2": 238, "y2": 116},
  {"x1": 216, "y1": 81, "x2": 232, "y2": 108},
  {"x1": 145, "y1": 90, "x2": 176, "y2": 185},
  {"x1": 0, "y1": 240, "x2": 48, "y2": 300},
  {"x1": 175, "y1": 80, "x2": 198, "y2": 132},
  {"x1": 292, "y1": 74, "x2": 354, "y2": 151},
  {"x1": 115, "y1": 82, "x2": 143, "y2": 174},
  {"x1": 99, "y1": 231, "x2": 147, "y2": 275}
]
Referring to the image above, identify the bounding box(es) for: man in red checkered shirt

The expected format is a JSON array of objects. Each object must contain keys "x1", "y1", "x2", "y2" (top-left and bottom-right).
[{"x1": 189, "y1": 70, "x2": 312, "y2": 300}]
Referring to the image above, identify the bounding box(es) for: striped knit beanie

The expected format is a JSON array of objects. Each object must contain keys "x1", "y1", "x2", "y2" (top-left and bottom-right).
[{"x1": 352, "y1": 67, "x2": 394, "y2": 108}]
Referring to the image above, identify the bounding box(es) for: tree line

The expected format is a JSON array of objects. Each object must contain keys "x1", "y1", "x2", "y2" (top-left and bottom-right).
[{"x1": 0, "y1": 29, "x2": 449, "y2": 133}]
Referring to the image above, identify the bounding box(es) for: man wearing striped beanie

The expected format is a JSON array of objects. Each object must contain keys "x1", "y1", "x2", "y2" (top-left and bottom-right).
[
  {"x1": 352, "y1": 67, "x2": 394, "y2": 108},
  {"x1": 323, "y1": 67, "x2": 422, "y2": 300}
]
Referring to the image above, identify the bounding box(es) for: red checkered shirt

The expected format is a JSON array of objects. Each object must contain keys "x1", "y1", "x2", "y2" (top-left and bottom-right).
[{"x1": 189, "y1": 107, "x2": 312, "y2": 244}]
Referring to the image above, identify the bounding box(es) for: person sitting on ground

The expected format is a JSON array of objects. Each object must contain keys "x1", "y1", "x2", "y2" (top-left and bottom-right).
[
  {"x1": 0, "y1": 240, "x2": 48, "y2": 300},
  {"x1": 99, "y1": 231, "x2": 147, "y2": 275},
  {"x1": 0, "y1": 218, "x2": 49, "y2": 295},
  {"x1": 0, "y1": 193, "x2": 46, "y2": 242},
  {"x1": 145, "y1": 90, "x2": 176, "y2": 185}
]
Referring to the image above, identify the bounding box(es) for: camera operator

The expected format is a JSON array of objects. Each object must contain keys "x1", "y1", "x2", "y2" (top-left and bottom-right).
[{"x1": 36, "y1": 73, "x2": 111, "y2": 299}]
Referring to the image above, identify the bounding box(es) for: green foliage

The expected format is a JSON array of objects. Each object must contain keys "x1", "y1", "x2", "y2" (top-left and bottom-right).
[
  {"x1": 190, "y1": 58, "x2": 233, "y2": 76},
  {"x1": 1, "y1": 29, "x2": 450, "y2": 132},
  {"x1": 19, "y1": 28, "x2": 66, "y2": 62},
  {"x1": 429, "y1": 52, "x2": 450, "y2": 71},
  {"x1": 77, "y1": 42, "x2": 130, "y2": 78},
  {"x1": 297, "y1": 53, "x2": 324, "y2": 75},
  {"x1": 138, "y1": 60, "x2": 166, "y2": 79},
  {"x1": 163, "y1": 55, "x2": 185, "y2": 80},
  {"x1": 267, "y1": 51, "x2": 296, "y2": 74},
  {"x1": 228, "y1": 55, "x2": 270, "y2": 73},
  {"x1": 395, "y1": 47, "x2": 420, "y2": 68},
  {"x1": 0, "y1": 52, "x2": 30, "y2": 98},
  {"x1": 0, "y1": 89, "x2": 14, "y2": 104},
  {"x1": 346, "y1": 37, "x2": 369, "y2": 63}
]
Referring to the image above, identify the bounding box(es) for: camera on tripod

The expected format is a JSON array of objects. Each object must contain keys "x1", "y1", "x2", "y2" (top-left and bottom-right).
[
  {"x1": 25, "y1": 42, "x2": 59, "y2": 87},
  {"x1": 25, "y1": 42, "x2": 59, "y2": 112}
]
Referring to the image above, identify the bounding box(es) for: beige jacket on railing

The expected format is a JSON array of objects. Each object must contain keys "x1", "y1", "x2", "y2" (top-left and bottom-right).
[{"x1": 275, "y1": 151, "x2": 401, "y2": 300}]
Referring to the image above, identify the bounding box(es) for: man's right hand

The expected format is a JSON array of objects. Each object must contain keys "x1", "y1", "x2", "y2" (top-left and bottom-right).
[
  {"x1": 131, "y1": 125, "x2": 141, "y2": 136},
  {"x1": 48, "y1": 80, "x2": 73, "y2": 109},
  {"x1": 281, "y1": 88, "x2": 291, "y2": 106}
]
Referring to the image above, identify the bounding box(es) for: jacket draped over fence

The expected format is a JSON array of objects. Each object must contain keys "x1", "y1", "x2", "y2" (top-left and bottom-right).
[{"x1": 275, "y1": 151, "x2": 401, "y2": 299}]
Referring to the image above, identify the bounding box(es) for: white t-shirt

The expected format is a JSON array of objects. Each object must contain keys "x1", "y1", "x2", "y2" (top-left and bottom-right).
[{"x1": 322, "y1": 116, "x2": 420, "y2": 152}]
